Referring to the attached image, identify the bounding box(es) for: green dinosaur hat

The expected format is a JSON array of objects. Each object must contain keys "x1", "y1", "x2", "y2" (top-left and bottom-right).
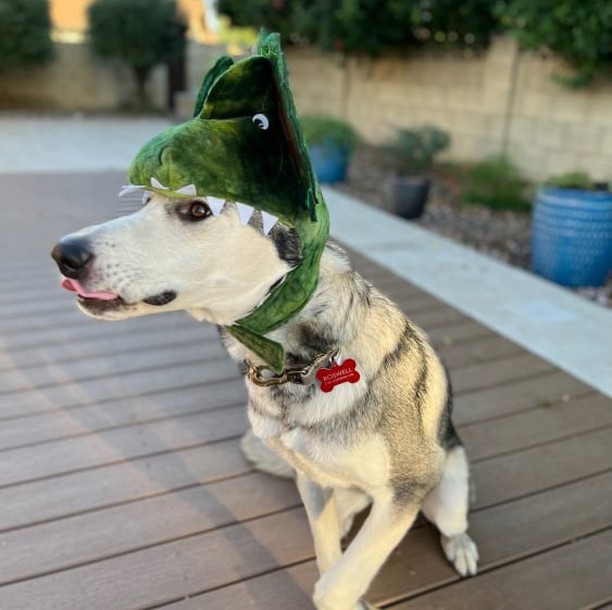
[{"x1": 125, "y1": 33, "x2": 329, "y2": 372}]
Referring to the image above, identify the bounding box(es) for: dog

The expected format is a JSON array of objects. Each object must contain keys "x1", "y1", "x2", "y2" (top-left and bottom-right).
[
  {"x1": 50, "y1": 34, "x2": 478, "y2": 610},
  {"x1": 51, "y1": 197, "x2": 478, "y2": 610}
]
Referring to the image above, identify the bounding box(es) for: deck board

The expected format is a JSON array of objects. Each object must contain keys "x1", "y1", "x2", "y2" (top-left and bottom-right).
[{"x1": 1, "y1": 171, "x2": 610, "y2": 610}]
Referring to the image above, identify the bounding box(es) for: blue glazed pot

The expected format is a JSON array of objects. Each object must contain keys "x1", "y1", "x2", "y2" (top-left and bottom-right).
[
  {"x1": 308, "y1": 141, "x2": 350, "y2": 184},
  {"x1": 531, "y1": 187, "x2": 612, "y2": 287}
]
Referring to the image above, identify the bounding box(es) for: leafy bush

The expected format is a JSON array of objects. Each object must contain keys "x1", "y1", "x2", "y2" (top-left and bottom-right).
[
  {"x1": 0, "y1": 0, "x2": 53, "y2": 68},
  {"x1": 544, "y1": 171, "x2": 593, "y2": 190},
  {"x1": 300, "y1": 115, "x2": 359, "y2": 153},
  {"x1": 89, "y1": 0, "x2": 186, "y2": 107},
  {"x1": 217, "y1": 0, "x2": 498, "y2": 57},
  {"x1": 412, "y1": 0, "x2": 499, "y2": 49},
  {"x1": 460, "y1": 155, "x2": 531, "y2": 211},
  {"x1": 386, "y1": 126, "x2": 451, "y2": 174},
  {"x1": 496, "y1": 0, "x2": 612, "y2": 87},
  {"x1": 216, "y1": 0, "x2": 297, "y2": 42}
]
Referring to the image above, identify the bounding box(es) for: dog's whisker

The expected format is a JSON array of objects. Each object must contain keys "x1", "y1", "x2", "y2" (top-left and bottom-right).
[{"x1": 236, "y1": 202, "x2": 255, "y2": 225}]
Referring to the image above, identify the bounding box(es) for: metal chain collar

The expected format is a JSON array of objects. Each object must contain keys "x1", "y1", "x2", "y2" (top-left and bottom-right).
[{"x1": 246, "y1": 347, "x2": 340, "y2": 387}]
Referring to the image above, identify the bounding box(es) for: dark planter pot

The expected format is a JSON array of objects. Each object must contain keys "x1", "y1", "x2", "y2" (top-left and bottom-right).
[
  {"x1": 309, "y1": 141, "x2": 350, "y2": 184},
  {"x1": 531, "y1": 187, "x2": 612, "y2": 287},
  {"x1": 393, "y1": 176, "x2": 431, "y2": 219}
]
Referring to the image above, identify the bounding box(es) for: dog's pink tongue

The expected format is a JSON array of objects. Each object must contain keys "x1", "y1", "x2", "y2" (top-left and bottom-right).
[{"x1": 60, "y1": 277, "x2": 118, "y2": 301}]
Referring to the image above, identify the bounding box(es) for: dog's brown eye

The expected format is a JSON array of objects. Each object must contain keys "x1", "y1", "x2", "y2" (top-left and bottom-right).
[{"x1": 189, "y1": 201, "x2": 211, "y2": 220}]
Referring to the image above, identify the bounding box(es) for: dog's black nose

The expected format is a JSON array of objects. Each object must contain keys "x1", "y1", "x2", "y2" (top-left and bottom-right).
[{"x1": 51, "y1": 237, "x2": 93, "y2": 279}]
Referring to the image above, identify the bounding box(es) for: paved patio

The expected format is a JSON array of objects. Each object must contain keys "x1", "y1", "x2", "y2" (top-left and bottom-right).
[{"x1": 0, "y1": 168, "x2": 610, "y2": 609}]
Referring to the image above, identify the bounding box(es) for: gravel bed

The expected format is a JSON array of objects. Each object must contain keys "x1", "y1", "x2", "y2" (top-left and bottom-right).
[{"x1": 336, "y1": 145, "x2": 611, "y2": 308}]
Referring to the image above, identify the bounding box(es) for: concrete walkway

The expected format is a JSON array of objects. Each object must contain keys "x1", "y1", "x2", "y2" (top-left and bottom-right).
[
  {"x1": 0, "y1": 114, "x2": 173, "y2": 173},
  {"x1": 1, "y1": 114, "x2": 610, "y2": 396},
  {"x1": 323, "y1": 188, "x2": 612, "y2": 397}
]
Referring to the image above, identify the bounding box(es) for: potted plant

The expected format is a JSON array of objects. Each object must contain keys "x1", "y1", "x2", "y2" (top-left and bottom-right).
[
  {"x1": 531, "y1": 171, "x2": 612, "y2": 287},
  {"x1": 385, "y1": 125, "x2": 450, "y2": 219},
  {"x1": 300, "y1": 115, "x2": 359, "y2": 184}
]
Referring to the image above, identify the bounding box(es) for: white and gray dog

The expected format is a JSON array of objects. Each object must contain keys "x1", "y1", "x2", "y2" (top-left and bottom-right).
[{"x1": 52, "y1": 195, "x2": 478, "y2": 610}]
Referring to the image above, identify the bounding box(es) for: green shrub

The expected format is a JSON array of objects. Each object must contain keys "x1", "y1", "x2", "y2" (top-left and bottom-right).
[
  {"x1": 544, "y1": 171, "x2": 593, "y2": 190},
  {"x1": 300, "y1": 115, "x2": 359, "y2": 153},
  {"x1": 217, "y1": 0, "x2": 498, "y2": 57},
  {"x1": 89, "y1": 0, "x2": 186, "y2": 108},
  {"x1": 496, "y1": 0, "x2": 612, "y2": 87},
  {"x1": 386, "y1": 125, "x2": 451, "y2": 174},
  {"x1": 461, "y1": 155, "x2": 531, "y2": 211},
  {"x1": 0, "y1": 0, "x2": 53, "y2": 68}
]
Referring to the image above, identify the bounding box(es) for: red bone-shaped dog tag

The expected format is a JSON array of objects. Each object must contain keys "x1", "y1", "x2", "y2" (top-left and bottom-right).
[{"x1": 316, "y1": 359, "x2": 360, "y2": 393}]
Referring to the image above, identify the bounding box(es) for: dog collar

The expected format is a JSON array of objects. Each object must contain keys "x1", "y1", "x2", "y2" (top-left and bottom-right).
[{"x1": 246, "y1": 348, "x2": 340, "y2": 387}]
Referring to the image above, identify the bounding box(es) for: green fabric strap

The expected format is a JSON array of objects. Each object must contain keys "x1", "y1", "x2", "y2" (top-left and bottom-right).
[{"x1": 224, "y1": 201, "x2": 328, "y2": 371}]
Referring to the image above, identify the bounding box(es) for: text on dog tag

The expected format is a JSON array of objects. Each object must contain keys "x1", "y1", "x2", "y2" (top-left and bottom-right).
[{"x1": 316, "y1": 359, "x2": 360, "y2": 393}]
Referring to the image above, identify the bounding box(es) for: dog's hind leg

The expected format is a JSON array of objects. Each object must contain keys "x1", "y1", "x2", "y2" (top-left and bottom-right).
[
  {"x1": 313, "y1": 490, "x2": 420, "y2": 610},
  {"x1": 421, "y1": 445, "x2": 479, "y2": 576}
]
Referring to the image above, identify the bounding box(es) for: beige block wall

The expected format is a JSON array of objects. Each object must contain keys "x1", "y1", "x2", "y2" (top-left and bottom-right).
[
  {"x1": 285, "y1": 36, "x2": 612, "y2": 182},
  {"x1": 0, "y1": 43, "x2": 166, "y2": 111},
  {"x1": 0, "y1": 41, "x2": 229, "y2": 114}
]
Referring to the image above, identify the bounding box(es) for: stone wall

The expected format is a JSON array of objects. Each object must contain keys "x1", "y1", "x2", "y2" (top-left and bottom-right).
[
  {"x1": 286, "y1": 36, "x2": 612, "y2": 181},
  {"x1": 0, "y1": 41, "x2": 224, "y2": 114},
  {"x1": 0, "y1": 43, "x2": 166, "y2": 112}
]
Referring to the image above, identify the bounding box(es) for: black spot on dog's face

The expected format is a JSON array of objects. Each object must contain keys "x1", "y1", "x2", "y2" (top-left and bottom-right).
[{"x1": 269, "y1": 225, "x2": 302, "y2": 267}]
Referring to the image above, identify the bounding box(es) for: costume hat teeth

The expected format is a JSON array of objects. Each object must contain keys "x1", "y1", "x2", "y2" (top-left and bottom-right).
[
  {"x1": 176, "y1": 184, "x2": 197, "y2": 196},
  {"x1": 207, "y1": 196, "x2": 225, "y2": 216},
  {"x1": 261, "y1": 211, "x2": 278, "y2": 235},
  {"x1": 119, "y1": 184, "x2": 144, "y2": 197},
  {"x1": 150, "y1": 177, "x2": 169, "y2": 190},
  {"x1": 236, "y1": 202, "x2": 255, "y2": 225},
  {"x1": 142, "y1": 191, "x2": 152, "y2": 205}
]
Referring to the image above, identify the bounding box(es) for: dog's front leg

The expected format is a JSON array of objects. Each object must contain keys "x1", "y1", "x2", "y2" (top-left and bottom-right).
[
  {"x1": 296, "y1": 473, "x2": 342, "y2": 573},
  {"x1": 313, "y1": 490, "x2": 420, "y2": 610}
]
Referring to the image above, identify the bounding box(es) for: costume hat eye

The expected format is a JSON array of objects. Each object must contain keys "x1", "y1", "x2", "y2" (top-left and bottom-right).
[{"x1": 252, "y1": 113, "x2": 270, "y2": 130}]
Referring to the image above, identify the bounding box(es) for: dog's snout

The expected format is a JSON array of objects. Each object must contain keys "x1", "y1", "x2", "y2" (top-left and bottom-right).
[{"x1": 51, "y1": 237, "x2": 93, "y2": 279}]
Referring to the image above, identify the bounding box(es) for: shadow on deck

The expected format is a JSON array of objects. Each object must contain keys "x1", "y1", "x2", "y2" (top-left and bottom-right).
[{"x1": 0, "y1": 172, "x2": 610, "y2": 610}]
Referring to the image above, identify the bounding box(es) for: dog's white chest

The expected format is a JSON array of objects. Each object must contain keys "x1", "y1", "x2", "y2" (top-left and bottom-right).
[{"x1": 277, "y1": 427, "x2": 390, "y2": 491}]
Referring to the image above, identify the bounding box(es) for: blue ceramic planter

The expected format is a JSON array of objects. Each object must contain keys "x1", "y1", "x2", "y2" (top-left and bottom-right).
[
  {"x1": 309, "y1": 141, "x2": 350, "y2": 184},
  {"x1": 531, "y1": 187, "x2": 612, "y2": 287}
]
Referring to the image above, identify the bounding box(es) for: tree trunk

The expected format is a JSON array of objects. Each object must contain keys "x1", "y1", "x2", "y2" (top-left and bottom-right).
[{"x1": 133, "y1": 66, "x2": 151, "y2": 110}]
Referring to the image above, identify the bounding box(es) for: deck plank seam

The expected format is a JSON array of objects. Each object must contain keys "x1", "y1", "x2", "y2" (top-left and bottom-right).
[
  {"x1": 384, "y1": 525, "x2": 612, "y2": 608},
  {"x1": 0, "y1": 431, "x2": 247, "y2": 491}
]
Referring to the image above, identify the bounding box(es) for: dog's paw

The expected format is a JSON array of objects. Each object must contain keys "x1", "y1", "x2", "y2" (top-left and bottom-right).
[{"x1": 441, "y1": 532, "x2": 479, "y2": 577}]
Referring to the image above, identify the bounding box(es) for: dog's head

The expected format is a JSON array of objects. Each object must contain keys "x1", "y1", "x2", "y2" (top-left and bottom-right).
[{"x1": 51, "y1": 34, "x2": 329, "y2": 362}]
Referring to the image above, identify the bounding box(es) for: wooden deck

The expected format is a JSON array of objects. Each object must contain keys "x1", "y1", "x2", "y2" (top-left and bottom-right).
[{"x1": 0, "y1": 172, "x2": 611, "y2": 610}]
